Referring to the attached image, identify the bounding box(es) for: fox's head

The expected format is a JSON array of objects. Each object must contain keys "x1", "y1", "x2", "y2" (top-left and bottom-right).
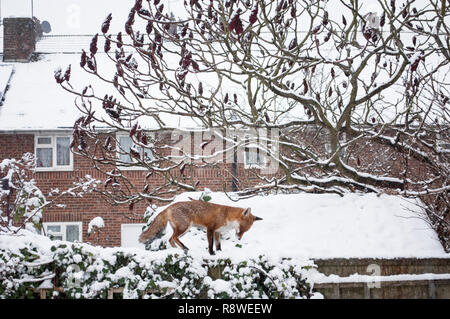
[{"x1": 237, "y1": 207, "x2": 262, "y2": 240}]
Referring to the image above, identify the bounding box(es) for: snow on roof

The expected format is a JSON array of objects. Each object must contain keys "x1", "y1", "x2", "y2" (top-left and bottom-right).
[
  {"x1": 0, "y1": 54, "x2": 85, "y2": 131},
  {"x1": 0, "y1": 64, "x2": 14, "y2": 106},
  {"x1": 0, "y1": 52, "x2": 202, "y2": 131}
]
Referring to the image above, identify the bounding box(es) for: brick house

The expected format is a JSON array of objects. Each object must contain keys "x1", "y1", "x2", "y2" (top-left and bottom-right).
[
  {"x1": 0, "y1": 17, "x2": 274, "y2": 247},
  {"x1": 0, "y1": 17, "x2": 441, "y2": 248}
]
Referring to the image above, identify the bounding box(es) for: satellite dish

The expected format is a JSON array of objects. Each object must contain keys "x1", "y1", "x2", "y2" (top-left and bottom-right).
[{"x1": 41, "y1": 21, "x2": 52, "y2": 34}]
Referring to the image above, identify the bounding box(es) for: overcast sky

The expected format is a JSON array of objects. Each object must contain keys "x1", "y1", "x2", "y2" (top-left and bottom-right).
[
  {"x1": 1, "y1": 0, "x2": 181, "y2": 34},
  {"x1": 0, "y1": 0, "x2": 438, "y2": 35}
]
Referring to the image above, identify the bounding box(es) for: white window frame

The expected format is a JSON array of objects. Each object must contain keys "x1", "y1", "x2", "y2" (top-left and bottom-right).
[
  {"x1": 243, "y1": 135, "x2": 267, "y2": 169},
  {"x1": 116, "y1": 133, "x2": 154, "y2": 171},
  {"x1": 34, "y1": 135, "x2": 73, "y2": 172},
  {"x1": 43, "y1": 222, "x2": 83, "y2": 242}
]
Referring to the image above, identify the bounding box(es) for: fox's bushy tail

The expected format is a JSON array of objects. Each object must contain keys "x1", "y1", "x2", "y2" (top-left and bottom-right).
[{"x1": 139, "y1": 209, "x2": 169, "y2": 243}]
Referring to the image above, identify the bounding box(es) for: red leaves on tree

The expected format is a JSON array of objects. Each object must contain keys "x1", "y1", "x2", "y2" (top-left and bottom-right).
[
  {"x1": 289, "y1": 38, "x2": 297, "y2": 50},
  {"x1": 322, "y1": 11, "x2": 329, "y2": 26},
  {"x1": 390, "y1": 0, "x2": 396, "y2": 14},
  {"x1": 180, "y1": 163, "x2": 186, "y2": 175},
  {"x1": 142, "y1": 134, "x2": 148, "y2": 146},
  {"x1": 54, "y1": 68, "x2": 64, "y2": 84},
  {"x1": 125, "y1": 9, "x2": 136, "y2": 36},
  {"x1": 117, "y1": 32, "x2": 123, "y2": 48},
  {"x1": 312, "y1": 25, "x2": 321, "y2": 35},
  {"x1": 134, "y1": 0, "x2": 142, "y2": 11},
  {"x1": 104, "y1": 37, "x2": 111, "y2": 53},
  {"x1": 64, "y1": 65, "x2": 71, "y2": 82},
  {"x1": 291, "y1": 6, "x2": 296, "y2": 18},
  {"x1": 229, "y1": 9, "x2": 243, "y2": 35},
  {"x1": 80, "y1": 50, "x2": 87, "y2": 68},
  {"x1": 130, "y1": 123, "x2": 138, "y2": 138},
  {"x1": 249, "y1": 4, "x2": 259, "y2": 25},
  {"x1": 192, "y1": 60, "x2": 200, "y2": 72},
  {"x1": 146, "y1": 21, "x2": 153, "y2": 34},
  {"x1": 303, "y1": 79, "x2": 308, "y2": 95},
  {"x1": 102, "y1": 14, "x2": 112, "y2": 34},
  {"x1": 90, "y1": 34, "x2": 98, "y2": 57}
]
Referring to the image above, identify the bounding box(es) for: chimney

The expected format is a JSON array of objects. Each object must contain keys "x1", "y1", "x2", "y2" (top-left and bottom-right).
[{"x1": 3, "y1": 17, "x2": 38, "y2": 62}]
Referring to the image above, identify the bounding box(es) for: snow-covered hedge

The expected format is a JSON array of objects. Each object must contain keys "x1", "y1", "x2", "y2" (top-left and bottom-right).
[{"x1": 0, "y1": 233, "x2": 320, "y2": 299}]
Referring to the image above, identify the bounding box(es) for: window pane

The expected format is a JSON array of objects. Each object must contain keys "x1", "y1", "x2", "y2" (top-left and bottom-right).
[
  {"x1": 66, "y1": 225, "x2": 80, "y2": 242},
  {"x1": 38, "y1": 137, "x2": 51, "y2": 145},
  {"x1": 51, "y1": 235, "x2": 63, "y2": 241},
  {"x1": 144, "y1": 148, "x2": 154, "y2": 161},
  {"x1": 36, "y1": 148, "x2": 53, "y2": 167},
  {"x1": 119, "y1": 136, "x2": 133, "y2": 163},
  {"x1": 47, "y1": 225, "x2": 61, "y2": 233},
  {"x1": 57, "y1": 137, "x2": 71, "y2": 166}
]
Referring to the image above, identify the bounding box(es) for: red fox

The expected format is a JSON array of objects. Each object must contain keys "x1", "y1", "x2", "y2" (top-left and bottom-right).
[{"x1": 139, "y1": 200, "x2": 262, "y2": 255}]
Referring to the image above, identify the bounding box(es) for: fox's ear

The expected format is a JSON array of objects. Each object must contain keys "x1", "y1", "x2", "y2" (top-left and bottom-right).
[{"x1": 242, "y1": 208, "x2": 251, "y2": 216}]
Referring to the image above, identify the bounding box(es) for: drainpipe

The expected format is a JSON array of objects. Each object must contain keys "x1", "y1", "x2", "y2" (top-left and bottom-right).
[{"x1": 232, "y1": 136, "x2": 237, "y2": 192}]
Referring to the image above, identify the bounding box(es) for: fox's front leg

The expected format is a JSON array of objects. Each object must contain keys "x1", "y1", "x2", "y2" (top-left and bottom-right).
[
  {"x1": 214, "y1": 232, "x2": 221, "y2": 251},
  {"x1": 206, "y1": 228, "x2": 215, "y2": 255}
]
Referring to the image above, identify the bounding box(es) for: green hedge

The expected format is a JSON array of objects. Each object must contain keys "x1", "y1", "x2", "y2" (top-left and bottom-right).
[{"x1": 0, "y1": 241, "x2": 318, "y2": 299}]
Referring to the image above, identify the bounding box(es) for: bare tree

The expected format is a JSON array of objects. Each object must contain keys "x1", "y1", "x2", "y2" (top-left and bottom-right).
[{"x1": 56, "y1": 1, "x2": 449, "y2": 222}]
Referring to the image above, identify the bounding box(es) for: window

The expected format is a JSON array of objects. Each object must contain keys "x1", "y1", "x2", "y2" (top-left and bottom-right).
[
  {"x1": 44, "y1": 222, "x2": 82, "y2": 242},
  {"x1": 244, "y1": 136, "x2": 266, "y2": 168},
  {"x1": 116, "y1": 135, "x2": 154, "y2": 168},
  {"x1": 35, "y1": 135, "x2": 73, "y2": 170}
]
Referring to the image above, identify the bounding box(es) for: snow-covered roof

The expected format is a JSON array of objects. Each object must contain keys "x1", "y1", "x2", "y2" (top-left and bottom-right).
[
  {"x1": 0, "y1": 54, "x2": 83, "y2": 131},
  {"x1": 0, "y1": 52, "x2": 204, "y2": 132},
  {"x1": 0, "y1": 65, "x2": 13, "y2": 106},
  {"x1": 0, "y1": 0, "x2": 196, "y2": 131}
]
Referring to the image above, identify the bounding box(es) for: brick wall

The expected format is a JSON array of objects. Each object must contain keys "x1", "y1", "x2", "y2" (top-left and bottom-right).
[
  {"x1": 0, "y1": 132, "x2": 267, "y2": 246},
  {"x1": 0, "y1": 130, "x2": 434, "y2": 247}
]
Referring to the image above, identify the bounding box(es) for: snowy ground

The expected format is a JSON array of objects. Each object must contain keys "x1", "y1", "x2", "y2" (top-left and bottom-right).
[{"x1": 140, "y1": 192, "x2": 449, "y2": 260}]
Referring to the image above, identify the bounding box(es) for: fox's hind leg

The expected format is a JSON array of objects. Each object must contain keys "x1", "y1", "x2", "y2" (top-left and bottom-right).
[{"x1": 170, "y1": 226, "x2": 189, "y2": 251}]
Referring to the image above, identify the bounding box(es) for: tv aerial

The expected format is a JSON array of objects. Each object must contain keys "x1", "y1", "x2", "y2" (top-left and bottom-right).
[{"x1": 41, "y1": 20, "x2": 52, "y2": 34}]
